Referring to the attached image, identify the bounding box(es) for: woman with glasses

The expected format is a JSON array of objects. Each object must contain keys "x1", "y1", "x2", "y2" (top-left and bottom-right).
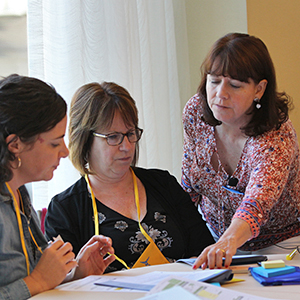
[
  {"x1": 181, "y1": 33, "x2": 300, "y2": 270},
  {"x1": 45, "y1": 81, "x2": 214, "y2": 272}
]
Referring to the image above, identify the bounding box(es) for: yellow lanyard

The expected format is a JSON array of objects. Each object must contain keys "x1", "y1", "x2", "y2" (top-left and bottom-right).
[
  {"x1": 5, "y1": 182, "x2": 43, "y2": 276},
  {"x1": 85, "y1": 174, "x2": 130, "y2": 269},
  {"x1": 130, "y1": 168, "x2": 153, "y2": 243},
  {"x1": 86, "y1": 168, "x2": 166, "y2": 269}
]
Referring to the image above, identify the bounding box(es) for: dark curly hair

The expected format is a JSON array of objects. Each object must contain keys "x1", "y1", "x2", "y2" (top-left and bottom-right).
[
  {"x1": 198, "y1": 33, "x2": 292, "y2": 136},
  {"x1": 0, "y1": 74, "x2": 67, "y2": 191}
]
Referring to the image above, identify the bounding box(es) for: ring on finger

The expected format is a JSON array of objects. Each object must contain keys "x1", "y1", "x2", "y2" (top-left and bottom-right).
[{"x1": 218, "y1": 248, "x2": 226, "y2": 257}]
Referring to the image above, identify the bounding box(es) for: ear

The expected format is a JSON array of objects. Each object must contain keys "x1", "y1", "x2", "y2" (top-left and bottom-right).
[
  {"x1": 6, "y1": 134, "x2": 25, "y2": 155},
  {"x1": 255, "y1": 79, "x2": 268, "y2": 99}
]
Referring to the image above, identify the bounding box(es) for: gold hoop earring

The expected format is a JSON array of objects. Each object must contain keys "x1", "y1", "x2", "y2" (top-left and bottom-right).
[
  {"x1": 17, "y1": 157, "x2": 22, "y2": 168},
  {"x1": 12, "y1": 157, "x2": 22, "y2": 169}
]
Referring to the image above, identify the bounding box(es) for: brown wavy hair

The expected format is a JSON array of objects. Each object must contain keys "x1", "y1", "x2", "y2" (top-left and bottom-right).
[
  {"x1": 198, "y1": 33, "x2": 292, "y2": 136},
  {"x1": 68, "y1": 82, "x2": 140, "y2": 175}
]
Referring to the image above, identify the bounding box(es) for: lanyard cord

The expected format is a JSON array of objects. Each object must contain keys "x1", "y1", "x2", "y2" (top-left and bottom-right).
[
  {"x1": 18, "y1": 190, "x2": 43, "y2": 255},
  {"x1": 130, "y1": 168, "x2": 153, "y2": 243},
  {"x1": 5, "y1": 182, "x2": 31, "y2": 275},
  {"x1": 85, "y1": 174, "x2": 130, "y2": 269},
  {"x1": 85, "y1": 168, "x2": 157, "y2": 269}
]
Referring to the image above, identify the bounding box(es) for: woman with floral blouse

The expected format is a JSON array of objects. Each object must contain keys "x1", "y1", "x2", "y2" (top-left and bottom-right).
[{"x1": 181, "y1": 33, "x2": 300, "y2": 270}]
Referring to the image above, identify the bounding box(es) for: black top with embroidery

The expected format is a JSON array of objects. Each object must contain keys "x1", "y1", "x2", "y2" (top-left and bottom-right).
[{"x1": 45, "y1": 167, "x2": 214, "y2": 272}]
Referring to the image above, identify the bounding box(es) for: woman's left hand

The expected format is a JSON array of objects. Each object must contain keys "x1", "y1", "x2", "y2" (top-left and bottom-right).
[{"x1": 72, "y1": 235, "x2": 115, "y2": 280}]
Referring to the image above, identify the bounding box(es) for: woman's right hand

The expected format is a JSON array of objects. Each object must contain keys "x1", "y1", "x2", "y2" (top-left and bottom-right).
[{"x1": 23, "y1": 239, "x2": 77, "y2": 297}]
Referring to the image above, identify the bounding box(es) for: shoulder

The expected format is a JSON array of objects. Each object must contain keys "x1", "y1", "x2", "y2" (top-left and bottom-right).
[
  {"x1": 183, "y1": 94, "x2": 203, "y2": 118},
  {"x1": 133, "y1": 167, "x2": 174, "y2": 183},
  {"x1": 51, "y1": 177, "x2": 87, "y2": 204},
  {"x1": 245, "y1": 120, "x2": 299, "y2": 161},
  {"x1": 249, "y1": 120, "x2": 298, "y2": 148}
]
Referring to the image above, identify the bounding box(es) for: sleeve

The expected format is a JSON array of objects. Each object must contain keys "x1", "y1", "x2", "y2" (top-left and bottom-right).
[
  {"x1": 181, "y1": 95, "x2": 202, "y2": 203},
  {"x1": 0, "y1": 279, "x2": 31, "y2": 300},
  {"x1": 233, "y1": 126, "x2": 297, "y2": 238},
  {"x1": 45, "y1": 197, "x2": 82, "y2": 255}
]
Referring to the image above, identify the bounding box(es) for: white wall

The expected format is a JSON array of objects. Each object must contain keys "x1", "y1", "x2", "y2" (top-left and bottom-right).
[{"x1": 183, "y1": 0, "x2": 248, "y2": 109}]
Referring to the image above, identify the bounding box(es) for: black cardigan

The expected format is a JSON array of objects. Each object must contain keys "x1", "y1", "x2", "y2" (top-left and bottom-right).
[{"x1": 45, "y1": 167, "x2": 214, "y2": 267}]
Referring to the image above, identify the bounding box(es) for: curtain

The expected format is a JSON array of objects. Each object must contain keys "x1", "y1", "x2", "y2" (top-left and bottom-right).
[
  {"x1": 0, "y1": 0, "x2": 27, "y2": 15},
  {"x1": 27, "y1": 0, "x2": 190, "y2": 210}
]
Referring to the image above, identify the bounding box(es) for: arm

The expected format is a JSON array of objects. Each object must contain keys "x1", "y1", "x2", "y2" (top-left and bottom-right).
[
  {"x1": 24, "y1": 240, "x2": 77, "y2": 297},
  {"x1": 193, "y1": 123, "x2": 298, "y2": 269}
]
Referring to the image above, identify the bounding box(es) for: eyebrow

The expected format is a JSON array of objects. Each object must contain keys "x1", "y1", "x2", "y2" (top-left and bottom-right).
[{"x1": 53, "y1": 134, "x2": 65, "y2": 140}]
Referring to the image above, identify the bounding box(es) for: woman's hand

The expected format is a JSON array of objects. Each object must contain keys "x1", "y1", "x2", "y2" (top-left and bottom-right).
[
  {"x1": 193, "y1": 236, "x2": 238, "y2": 269},
  {"x1": 193, "y1": 219, "x2": 252, "y2": 269},
  {"x1": 72, "y1": 235, "x2": 115, "y2": 280},
  {"x1": 24, "y1": 240, "x2": 77, "y2": 296}
]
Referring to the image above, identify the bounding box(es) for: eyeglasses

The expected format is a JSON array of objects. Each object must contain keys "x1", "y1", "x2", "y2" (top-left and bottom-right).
[{"x1": 93, "y1": 128, "x2": 143, "y2": 146}]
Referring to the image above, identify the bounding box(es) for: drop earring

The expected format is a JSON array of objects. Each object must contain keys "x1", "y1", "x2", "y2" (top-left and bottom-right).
[{"x1": 254, "y1": 98, "x2": 261, "y2": 109}]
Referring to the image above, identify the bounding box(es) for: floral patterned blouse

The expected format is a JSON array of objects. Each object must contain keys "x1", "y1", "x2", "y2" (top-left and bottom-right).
[{"x1": 181, "y1": 94, "x2": 300, "y2": 250}]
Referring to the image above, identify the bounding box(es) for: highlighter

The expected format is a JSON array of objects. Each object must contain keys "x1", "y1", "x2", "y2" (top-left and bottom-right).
[{"x1": 286, "y1": 248, "x2": 298, "y2": 260}]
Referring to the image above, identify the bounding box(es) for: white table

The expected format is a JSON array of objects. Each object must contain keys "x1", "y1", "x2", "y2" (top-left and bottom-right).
[{"x1": 31, "y1": 254, "x2": 300, "y2": 300}]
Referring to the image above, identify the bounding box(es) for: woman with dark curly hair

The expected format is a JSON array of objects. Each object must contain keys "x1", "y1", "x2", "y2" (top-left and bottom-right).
[
  {"x1": 181, "y1": 33, "x2": 300, "y2": 270},
  {"x1": 0, "y1": 74, "x2": 115, "y2": 299}
]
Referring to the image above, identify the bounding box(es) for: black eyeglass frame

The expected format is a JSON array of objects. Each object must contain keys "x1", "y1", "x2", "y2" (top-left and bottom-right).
[{"x1": 93, "y1": 127, "x2": 143, "y2": 146}]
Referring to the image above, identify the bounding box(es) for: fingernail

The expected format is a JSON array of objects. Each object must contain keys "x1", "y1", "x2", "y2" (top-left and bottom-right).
[{"x1": 192, "y1": 265, "x2": 197, "y2": 270}]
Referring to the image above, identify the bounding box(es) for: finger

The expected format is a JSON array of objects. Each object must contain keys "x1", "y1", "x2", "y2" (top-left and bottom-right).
[
  {"x1": 66, "y1": 259, "x2": 78, "y2": 271},
  {"x1": 100, "y1": 245, "x2": 115, "y2": 256},
  {"x1": 57, "y1": 242, "x2": 74, "y2": 256},
  {"x1": 103, "y1": 254, "x2": 116, "y2": 267},
  {"x1": 47, "y1": 239, "x2": 64, "y2": 250},
  {"x1": 216, "y1": 248, "x2": 226, "y2": 269},
  {"x1": 207, "y1": 249, "x2": 217, "y2": 269},
  {"x1": 223, "y1": 254, "x2": 233, "y2": 268},
  {"x1": 89, "y1": 235, "x2": 112, "y2": 247},
  {"x1": 192, "y1": 254, "x2": 206, "y2": 270}
]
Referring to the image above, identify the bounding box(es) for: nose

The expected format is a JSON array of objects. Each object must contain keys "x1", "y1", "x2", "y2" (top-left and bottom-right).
[
  {"x1": 119, "y1": 135, "x2": 132, "y2": 150},
  {"x1": 216, "y1": 80, "x2": 229, "y2": 99},
  {"x1": 60, "y1": 140, "x2": 69, "y2": 158}
]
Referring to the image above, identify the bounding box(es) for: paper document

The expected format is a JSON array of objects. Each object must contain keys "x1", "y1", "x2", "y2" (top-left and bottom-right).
[
  {"x1": 56, "y1": 275, "x2": 143, "y2": 293},
  {"x1": 147, "y1": 276, "x2": 279, "y2": 300},
  {"x1": 56, "y1": 269, "x2": 232, "y2": 293},
  {"x1": 138, "y1": 286, "x2": 199, "y2": 300},
  {"x1": 94, "y1": 269, "x2": 231, "y2": 291}
]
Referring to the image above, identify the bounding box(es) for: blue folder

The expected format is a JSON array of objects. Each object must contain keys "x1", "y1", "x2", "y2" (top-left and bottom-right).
[{"x1": 249, "y1": 266, "x2": 300, "y2": 286}]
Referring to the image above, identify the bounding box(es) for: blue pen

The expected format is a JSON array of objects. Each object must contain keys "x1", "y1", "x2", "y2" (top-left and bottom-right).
[{"x1": 221, "y1": 185, "x2": 244, "y2": 195}]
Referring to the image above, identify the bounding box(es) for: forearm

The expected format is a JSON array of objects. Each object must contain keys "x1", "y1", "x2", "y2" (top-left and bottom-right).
[
  {"x1": 219, "y1": 218, "x2": 252, "y2": 249},
  {"x1": 23, "y1": 276, "x2": 47, "y2": 297}
]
